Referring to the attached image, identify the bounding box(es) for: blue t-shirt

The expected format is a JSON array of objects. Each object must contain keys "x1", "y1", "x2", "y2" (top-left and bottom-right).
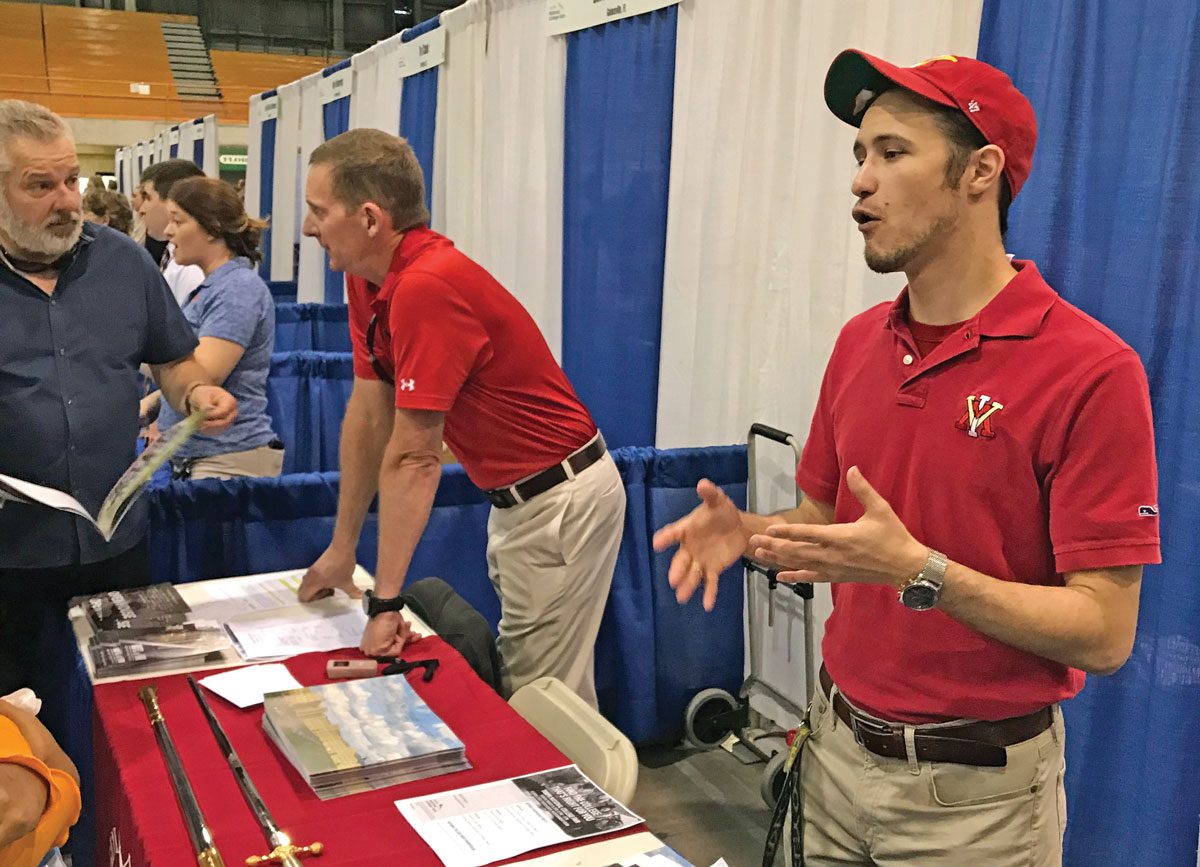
[
  {"x1": 0, "y1": 224, "x2": 197, "y2": 567},
  {"x1": 158, "y1": 259, "x2": 277, "y2": 459}
]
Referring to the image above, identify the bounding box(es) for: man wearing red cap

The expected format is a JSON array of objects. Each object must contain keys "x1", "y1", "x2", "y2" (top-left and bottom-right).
[{"x1": 655, "y1": 51, "x2": 1159, "y2": 864}]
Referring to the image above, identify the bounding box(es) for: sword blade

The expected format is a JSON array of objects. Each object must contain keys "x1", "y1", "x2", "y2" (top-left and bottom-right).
[
  {"x1": 138, "y1": 685, "x2": 225, "y2": 866},
  {"x1": 187, "y1": 675, "x2": 285, "y2": 846}
]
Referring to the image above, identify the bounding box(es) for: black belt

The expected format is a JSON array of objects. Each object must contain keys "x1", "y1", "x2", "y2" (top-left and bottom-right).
[
  {"x1": 171, "y1": 438, "x2": 285, "y2": 479},
  {"x1": 484, "y1": 434, "x2": 606, "y2": 508},
  {"x1": 820, "y1": 665, "x2": 1052, "y2": 768}
]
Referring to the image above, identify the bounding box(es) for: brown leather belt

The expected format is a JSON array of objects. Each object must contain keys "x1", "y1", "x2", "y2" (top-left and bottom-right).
[
  {"x1": 484, "y1": 434, "x2": 606, "y2": 508},
  {"x1": 819, "y1": 666, "x2": 1052, "y2": 768}
]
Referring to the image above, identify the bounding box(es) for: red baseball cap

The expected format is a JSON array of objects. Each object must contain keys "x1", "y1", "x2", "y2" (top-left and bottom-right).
[{"x1": 824, "y1": 50, "x2": 1037, "y2": 198}]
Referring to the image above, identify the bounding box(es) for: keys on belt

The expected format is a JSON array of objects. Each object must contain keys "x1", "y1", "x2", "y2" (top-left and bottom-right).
[{"x1": 820, "y1": 665, "x2": 1053, "y2": 768}]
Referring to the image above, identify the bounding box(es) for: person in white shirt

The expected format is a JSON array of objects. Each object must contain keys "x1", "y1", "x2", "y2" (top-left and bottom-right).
[{"x1": 136, "y1": 159, "x2": 205, "y2": 306}]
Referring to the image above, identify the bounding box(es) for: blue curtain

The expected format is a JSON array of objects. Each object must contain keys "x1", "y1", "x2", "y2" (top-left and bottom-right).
[
  {"x1": 260, "y1": 91, "x2": 278, "y2": 279},
  {"x1": 321, "y1": 61, "x2": 353, "y2": 303},
  {"x1": 192, "y1": 126, "x2": 204, "y2": 169},
  {"x1": 561, "y1": 9, "x2": 677, "y2": 449},
  {"x1": 400, "y1": 15, "x2": 441, "y2": 218},
  {"x1": 980, "y1": 4, "x2": 1200, "y2": 866},
  {"x1": 268, "y1": 280, "x2": 297, "y2": 303},
  {"x1": 273, "y1": 303, "x2": 352, "y2": 353},
  {"x1": 264, "y1": 351, "x2": 354, "y2": 474}
]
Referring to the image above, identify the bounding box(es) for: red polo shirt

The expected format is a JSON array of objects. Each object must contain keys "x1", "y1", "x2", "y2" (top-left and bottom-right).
[
  {"x1": 797, "y1": 260, "x2": 1160, "y2": 722},
  {"x1": 346, "y1": 228, "x2": 597, "y2": 490}
]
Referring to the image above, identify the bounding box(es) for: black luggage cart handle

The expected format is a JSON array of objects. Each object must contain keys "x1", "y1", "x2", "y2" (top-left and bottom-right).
[
  {"x1": 742, "y1": 557, "x2": 814, "y2": 600},
  {"x1": 749, "y1": 423, "x2": 794, "y2": 446}
]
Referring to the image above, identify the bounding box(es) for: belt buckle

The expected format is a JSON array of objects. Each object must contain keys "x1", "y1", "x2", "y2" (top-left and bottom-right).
[{"x1": 850, "y1": 714, "x2": 893, "y2": 750}]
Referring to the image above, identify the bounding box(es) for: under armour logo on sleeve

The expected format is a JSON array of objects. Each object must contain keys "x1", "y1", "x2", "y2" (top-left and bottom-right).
[{"x1": 398, "y1": 378, "x2": 416, "y2": 392}]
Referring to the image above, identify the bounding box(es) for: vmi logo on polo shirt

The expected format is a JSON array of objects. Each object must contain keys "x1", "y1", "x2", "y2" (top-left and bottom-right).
[{"x1": 956, "y1": 394, "x2": 1004, "y2": 439}]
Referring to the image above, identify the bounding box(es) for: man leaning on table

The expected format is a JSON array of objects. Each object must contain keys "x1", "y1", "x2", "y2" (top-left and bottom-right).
[{"x1": 296, "y1": 129, "x2": 625, "y2": 708}]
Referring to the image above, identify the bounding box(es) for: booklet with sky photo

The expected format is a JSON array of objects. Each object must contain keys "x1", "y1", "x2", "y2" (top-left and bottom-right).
[{"x1": 0, "y1": 411, "x2": 204, "y2": 541}]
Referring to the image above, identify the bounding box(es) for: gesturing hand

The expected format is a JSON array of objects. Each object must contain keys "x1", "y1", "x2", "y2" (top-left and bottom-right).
[
  {"x1": 747, "y1": 466, "x2": 927, "y2": 587},
  {"x1": 652, "y1": 479, "x2": 745, "y2": 611}
]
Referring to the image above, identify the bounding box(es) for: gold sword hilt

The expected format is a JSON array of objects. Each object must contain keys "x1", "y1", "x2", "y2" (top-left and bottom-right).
[
  {"x1": 138, "y1": 685, "x2": 164, "y2": 724},
  {"x1": 245, "y1": 841, "x2": 324, "y2": 866},
  {"x1": 197, "y1": 846, "x2": 227, "y2": 867}
]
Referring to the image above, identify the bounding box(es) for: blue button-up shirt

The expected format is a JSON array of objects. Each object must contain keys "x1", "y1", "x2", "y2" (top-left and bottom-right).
[{"x1": 0, "y1": 224, "x2": 198, "y2": 567}]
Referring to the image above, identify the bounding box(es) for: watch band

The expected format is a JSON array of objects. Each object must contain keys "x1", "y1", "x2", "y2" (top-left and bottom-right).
[
  {"x1": 364, "y1": 589, "x2": 406, "y2": 618},
  {"x1": 917, "y1": 549, "x2": 948, "y2": 587},
  {"x1": 898, "y1": 548, "x2": 949, "y2": 610}
]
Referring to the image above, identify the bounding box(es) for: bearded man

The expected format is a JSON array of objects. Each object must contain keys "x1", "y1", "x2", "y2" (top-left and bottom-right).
[{"x1": 0, "y1": 100, "x2": 237, "y2": 696}]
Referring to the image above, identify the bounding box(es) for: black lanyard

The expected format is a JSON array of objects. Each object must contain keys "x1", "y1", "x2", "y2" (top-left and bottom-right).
[{"x1": 366, "y1": 313, "x2": 395, "y2": 385}]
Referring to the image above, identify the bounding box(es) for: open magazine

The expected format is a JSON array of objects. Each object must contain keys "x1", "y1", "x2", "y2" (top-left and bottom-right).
[{"x1": 0, "y1": 411, "x2": 204, "y2": 541}]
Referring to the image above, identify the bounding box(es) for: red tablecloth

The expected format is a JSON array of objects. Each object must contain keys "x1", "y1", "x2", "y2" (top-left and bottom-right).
[{"x1": 92, "y1": 638, "x2": 630, "y2": 866}]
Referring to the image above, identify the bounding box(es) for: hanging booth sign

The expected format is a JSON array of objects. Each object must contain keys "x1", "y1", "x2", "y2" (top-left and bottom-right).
[
  {"x1": 319, "y1": 68, "x2": 353, "y2": 104},
  {"x1": 546, "y1": 0, "x2": 679, "y2": 35},
  {"x1": 398, "y1": 27, "x2": 447, "y2": 78},
  {"x1": 168, "y1": 127, "x2": 181, "y2": 146},
  {"x1": 260, "y1": 95, "x2": 279, "y2": 121}
]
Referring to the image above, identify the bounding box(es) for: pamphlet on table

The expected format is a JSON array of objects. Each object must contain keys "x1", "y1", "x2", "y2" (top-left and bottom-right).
[
  {"x1": 509, "y1": 831, "x2": 692, "y2": 867},
  {"x1": 395, "y1": 765, "x2": 643, "y2": 867},
  {"x1": 70, "y1": 566, "x2": 427, "y2": 680},
  {"x1": 264, "y1": 672, "x2": 470, "y2": 799}
]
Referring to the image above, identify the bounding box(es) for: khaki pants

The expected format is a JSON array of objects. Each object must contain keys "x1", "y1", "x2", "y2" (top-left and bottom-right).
[
  {"x1": 486, "y1": 452, "x2": 625, "y2": 708},
  {"x1": 792, "y1": 686, "x2": 1067, "y2": 866},
  {"x1": 185, "y1": 444, "x2": 285, "y2": 480}
]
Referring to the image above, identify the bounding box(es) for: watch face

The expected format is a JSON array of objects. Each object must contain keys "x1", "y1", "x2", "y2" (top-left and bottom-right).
[
  {"x1": 362, "y1": 592, "x2": 374, "y2": 616},
  {"x1": 902, "y1": 582, "x2": 939, "y2": 611}
]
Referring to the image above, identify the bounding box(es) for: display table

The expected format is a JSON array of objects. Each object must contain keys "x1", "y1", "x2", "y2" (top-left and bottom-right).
[{"x1": 92, "y1": 637, "x2": 635, "y2": 866}]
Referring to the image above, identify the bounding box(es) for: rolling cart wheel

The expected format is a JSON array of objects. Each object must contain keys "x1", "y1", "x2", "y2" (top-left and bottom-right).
[
  {"x1": 761, "y1": 750, "x2": 789, "y2": 808},
  {"x1": 683, "y1": 688, "x2": 739, "y2": 750}
]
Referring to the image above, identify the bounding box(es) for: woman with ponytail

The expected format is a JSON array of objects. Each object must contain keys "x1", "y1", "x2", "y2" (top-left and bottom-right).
[{"x1": 142, "y1": 176, "x2": 284, "y2": 479}]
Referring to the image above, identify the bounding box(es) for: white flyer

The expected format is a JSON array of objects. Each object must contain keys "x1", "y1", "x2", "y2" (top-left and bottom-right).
[
  {"x1": 509, "y1": 831, "x2": 691, "y2": 866},
  {"x1": 198, "y1": 663, "x2": 303, "y2": 708},
  {"x1": 224, "y1": 608, "x2": 369, "y2": 660},
  {"x1": 395, "y1": 765, "x2": 642, "y2": 867}
]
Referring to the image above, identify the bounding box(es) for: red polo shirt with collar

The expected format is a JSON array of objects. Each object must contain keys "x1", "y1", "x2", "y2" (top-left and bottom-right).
[
  {"x1": 346, "y1": 227, "x2": 597, "y2": 490},
  {"x1": 796, "y1": 260, "x2": 1160, "y2": 722}
]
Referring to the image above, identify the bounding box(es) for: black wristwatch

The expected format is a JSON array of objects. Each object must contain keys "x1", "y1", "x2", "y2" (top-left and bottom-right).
[{"x1": 362, "y1": 589, "x2": 406, "y2": 618}]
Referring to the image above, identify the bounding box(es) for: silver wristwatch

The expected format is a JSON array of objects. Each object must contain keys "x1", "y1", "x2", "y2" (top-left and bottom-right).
[{"x1": 899, "y1": 549, "x2": 949, "y2": 611}]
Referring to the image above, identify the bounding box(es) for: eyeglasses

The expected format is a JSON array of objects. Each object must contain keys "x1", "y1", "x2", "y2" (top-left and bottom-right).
[{"x1": 366, "y1": 313, "x2": 395, "y2": 385}]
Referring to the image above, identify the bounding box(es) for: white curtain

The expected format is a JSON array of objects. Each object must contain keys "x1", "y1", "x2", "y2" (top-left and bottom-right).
[
  {"x1": 201, "y1": 115, "x2": 219, "y2": 177},
  {"x1": 120, "y1": 147, "x2": 135, "y2": 194},
  {"x1": 430, "y1": 0, "x2": 566, "y2": 356},
  {"x1": 657, "y1": 0, "x2": 983, "y2": 725},
  {"x1": 431, "y1": 0, "x2": 486, "y2": 250},
  {"x1": 176, "y1": 121, "x2": 196, "y2": 165},
  {"x1": 245, "y1": 94, "x2": 264, "y2": 221},
  {"x1": 270, "y1": 79, "x2": 302, "y2": 282},
  {"x1": 296, "y1": 72, "x2": 325, "y2": 302},
  {"x1": 351, "y1": 33, "x2": 404, "y2": 134}
]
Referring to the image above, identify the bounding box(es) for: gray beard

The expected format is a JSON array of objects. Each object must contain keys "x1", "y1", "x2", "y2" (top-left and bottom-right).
[{"x1": 0, "y1": 195, "x2": 83, "y2": 261}]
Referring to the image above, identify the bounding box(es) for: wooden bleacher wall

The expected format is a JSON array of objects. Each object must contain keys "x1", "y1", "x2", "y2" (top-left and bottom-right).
[{"x1": 0, "y1": 2, "x2": 332, "y2": 124}]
